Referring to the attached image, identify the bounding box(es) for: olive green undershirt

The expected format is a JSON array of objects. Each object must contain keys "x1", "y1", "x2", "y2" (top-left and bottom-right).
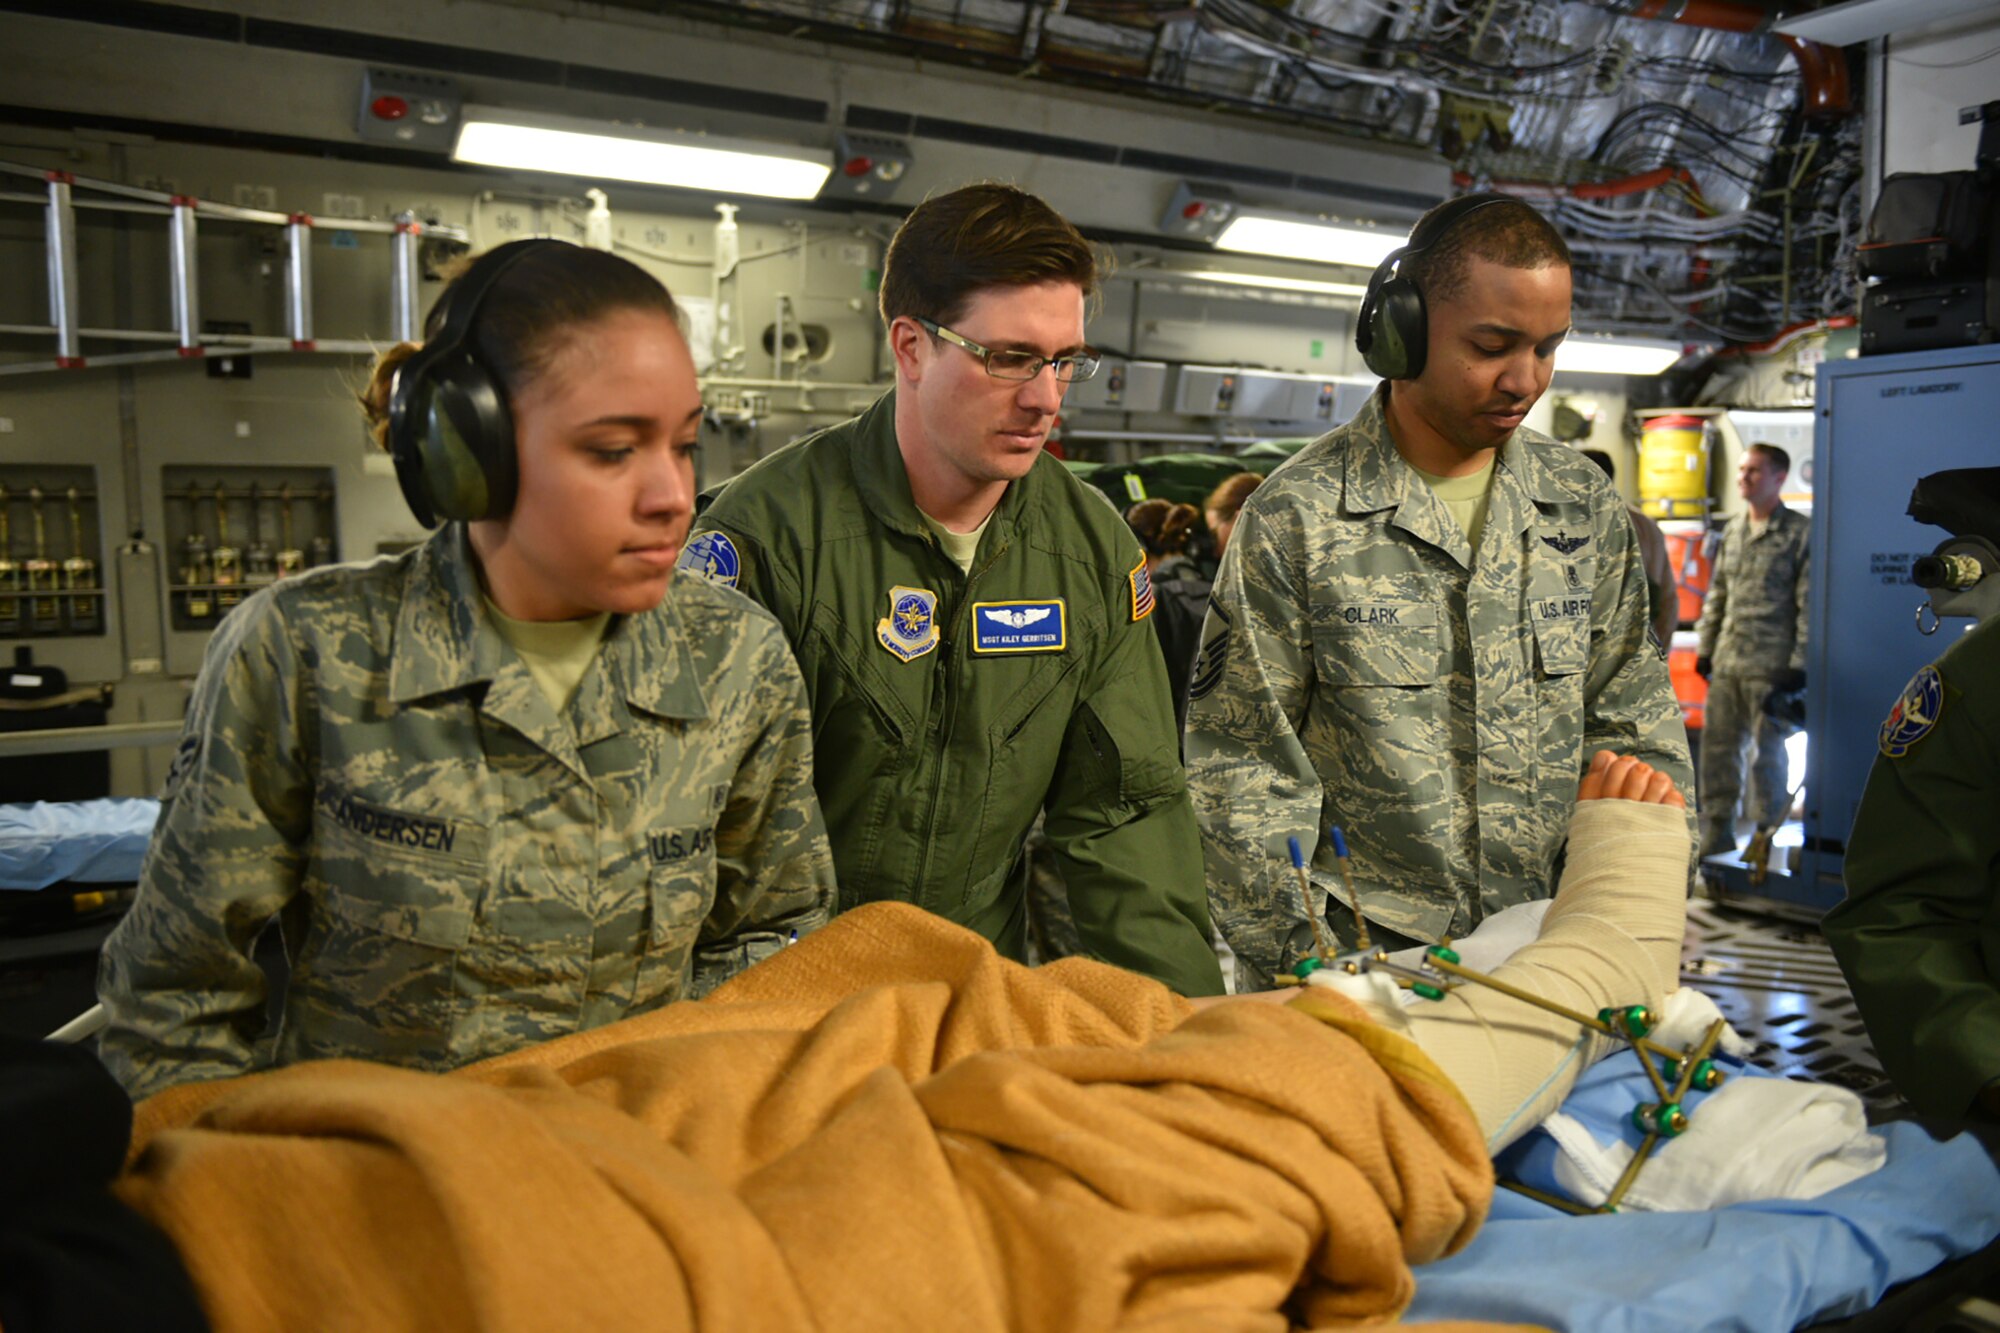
[
  {"x1": 1411, "y1": 454, "x2": 1498, "y2": 554},
  {"x1": 483, "y1": 596, "x2": 613, "y2": 714}
]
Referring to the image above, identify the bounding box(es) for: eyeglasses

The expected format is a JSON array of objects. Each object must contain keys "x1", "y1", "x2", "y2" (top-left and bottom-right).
[{"x1": 915, "y1": 317, "x2": 1100, "y2": 384}]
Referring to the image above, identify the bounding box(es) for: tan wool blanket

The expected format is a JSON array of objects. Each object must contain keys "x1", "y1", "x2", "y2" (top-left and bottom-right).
[{"x1": 117, "y1": 902, "x2": 1532, "y2": 1332}]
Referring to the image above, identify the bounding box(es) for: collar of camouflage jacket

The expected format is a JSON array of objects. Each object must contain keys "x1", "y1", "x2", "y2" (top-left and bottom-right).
[
  {"x1": 387, "y1": 525, "x2": 709, "y2": 727},
  {"x1": 1745, "y1": 501, "x2": 1801, "y2": 537},
  {"x1": 1342, "y1": 384, "x2": 1580, "y2": 516},
  {"x1": 846, "y1": 388, "x2": 1036, "y2": 550}
]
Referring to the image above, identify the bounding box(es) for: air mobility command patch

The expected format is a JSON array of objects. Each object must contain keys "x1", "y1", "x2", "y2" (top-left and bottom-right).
[
  {"x1": 677, "y1": 531, "x2": 741, "y2": 589},
  {"x1": 1879, "y1": 665, "x2": 1943, "y2": 758},
  {"x1": 971, "y1": 599, "x2": 1067, "y2": 654},
  {"x1": 1129, "y1": 554, "x2": 1155, "y2": 622},
  {"x1": 877, "y1": 585, "x2": 941, "y2": 663}
]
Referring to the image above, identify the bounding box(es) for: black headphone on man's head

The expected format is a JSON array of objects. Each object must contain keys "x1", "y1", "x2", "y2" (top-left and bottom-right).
[
  {"x1": 387, "y1": 238, "x2": 567, "y2": 527},
  {"x1": 1354, "y1": 193, "x2": 1514, "y2": 382}
]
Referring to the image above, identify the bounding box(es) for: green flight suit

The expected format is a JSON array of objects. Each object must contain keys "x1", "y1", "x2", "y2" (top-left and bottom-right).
[
  {"x1": 98, "y1": 525, "x2": 834, "y2": 1100},
  {"x1": 681, "y1": 391, "x2": 1223, "y2": 996},
  {"x1": 1824, "y1": 613, "x2": 2000, "y2": 1120},
  {"x1": 1188, "y1": 386, "x2": 1695, "y2": 988}
]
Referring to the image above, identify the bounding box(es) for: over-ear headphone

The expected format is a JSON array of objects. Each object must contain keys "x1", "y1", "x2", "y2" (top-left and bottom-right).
[
  {"x1": 1355, "y1": 194, "x2": 1513, "y2": 382},
  {"x1": 387, "y1": 239, "x2": 564, "y2": 527}
]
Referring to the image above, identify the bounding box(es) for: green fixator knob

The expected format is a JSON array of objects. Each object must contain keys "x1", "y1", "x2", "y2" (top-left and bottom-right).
[
  {"x1": 1293, "y1": 956, "x2": 1325, "y2": 979},
  {"x1": 1662, "y1": 1057, "x2": 1685, "y2": 1081},
  {"x1": 1427, "y1": 945, "x2": 1461, "y2": 965},
  {"x1": 1689, "y1": 1060, "x2": 1723, "y2": 1092},
  {"x1": 1412, "y1": 983, "x2": 1446, "y2": 1001},
  {"x1": 1632, "y1": 1101, "x2": 1688, "y2": 1137},
  {"x1": 1599, "y1": 1005, "x2": 1653, "y2": 1038}
]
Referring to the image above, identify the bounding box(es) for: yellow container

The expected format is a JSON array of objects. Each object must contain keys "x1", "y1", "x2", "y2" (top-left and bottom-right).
[{"x1": 1639, "y1": 415, "x2": 1709, "y2": 519}]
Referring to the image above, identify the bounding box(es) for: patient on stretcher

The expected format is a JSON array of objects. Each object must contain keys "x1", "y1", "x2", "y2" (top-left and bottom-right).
[{"x1": 95, "y1": 752, "x2": 1689, "y2": 1332}]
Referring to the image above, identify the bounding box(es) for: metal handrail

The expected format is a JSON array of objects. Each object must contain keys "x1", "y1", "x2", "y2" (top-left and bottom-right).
[{"x1": 0, "y1": 156, "x2": 468, "y2": 375}]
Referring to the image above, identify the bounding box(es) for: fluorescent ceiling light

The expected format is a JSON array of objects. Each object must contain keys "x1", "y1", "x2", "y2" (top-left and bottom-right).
[
  {"x1": 454, "y1": 106, "x2": 831, "y2": 200},
  {"x1": 1773, "y1": 0, "x2": 1995, "y2": 45},
  {"x1": 1213, "y1": 215, "x2": 1402, "y2": 269},
  {"x1": 1555, "y1": 337, "x2": 1681, "y2": 376},
  {"x1": 1167, "y1": 270, "x2": 1371, "y2": 297}
]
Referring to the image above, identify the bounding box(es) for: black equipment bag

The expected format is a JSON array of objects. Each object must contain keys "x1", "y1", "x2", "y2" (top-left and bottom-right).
[
  {"x1": 1858, "y1": 172, "x2": 1992, "y2": 282},
  {"x1": 1860, "y1": 276, "x2": 1995, "y2": 355},
  {"x1": 1858, "y1": 104, "x2": 2000, "y2": 356}
]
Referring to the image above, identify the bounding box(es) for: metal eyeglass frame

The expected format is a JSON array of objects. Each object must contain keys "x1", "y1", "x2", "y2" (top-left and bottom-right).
[{"x1": 914, "y1": 316, "x2": 1100, "y2": 383}]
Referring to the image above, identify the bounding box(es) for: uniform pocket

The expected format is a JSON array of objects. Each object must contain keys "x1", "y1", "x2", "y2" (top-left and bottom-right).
[
  {"x1": 803, "y1": 609, "x2": 909, "y2": 900},
  {"x1": 1530, "y1": 600, "x2": 1589, "y2": 678},
  {"x1": 293, "y1": 797, "x2": 491, "y2": 1065},
  {"x1": 311, "y1": 795, "x2": 489, "y2": 947},
  {"x1": 1311, "y1": 603, "x2": 1445, "y2": 686},
  {"x1": 1309, "y1": 603, "x2": 1445, "y2": 790},
  {"x1": 621, "y1": 853, "x2": 710, "y2": 1008},
  {"x1": 646, "y1": 833, "x2": 716, "y2": 950}
]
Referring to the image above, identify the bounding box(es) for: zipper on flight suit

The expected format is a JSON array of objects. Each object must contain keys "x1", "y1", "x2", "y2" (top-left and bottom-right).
[
  {"x1": 911, "y1": 535, "x2": 962, "y2": 904},
  {"x1": 910, "y1": 530, "x2": 1007, "y2": 903}
]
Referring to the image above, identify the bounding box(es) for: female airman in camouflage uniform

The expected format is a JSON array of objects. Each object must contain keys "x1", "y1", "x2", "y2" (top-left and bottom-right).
[{"x1": 98, "y1": 244, "x2": 834, "y2": 1099}]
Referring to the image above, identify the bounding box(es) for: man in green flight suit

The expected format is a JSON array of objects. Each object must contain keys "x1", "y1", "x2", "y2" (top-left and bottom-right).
[
  {"x1": 679, "y1": 183, "x2": 1223, "y2": 996},
  {"x1": 1187, "y1": 195, "x2": 1694, "y2": 989},
  {"x1": 1824, "y1": 611, "x2": 2000, "y2": 1123}
]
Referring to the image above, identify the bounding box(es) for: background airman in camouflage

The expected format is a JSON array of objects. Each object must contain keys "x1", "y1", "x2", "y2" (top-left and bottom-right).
[
  {"x1": 1186, "y1": 196, "x2": 1693, "y2": 990},
  {"x1": 1694, "y1": 443, "x2": 1810, "y2": 856}
]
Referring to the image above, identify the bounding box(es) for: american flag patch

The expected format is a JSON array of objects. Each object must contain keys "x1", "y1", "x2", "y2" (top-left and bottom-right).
[{"x1": 1129, "y1": 555, "x2": 1155, "y2": 622}]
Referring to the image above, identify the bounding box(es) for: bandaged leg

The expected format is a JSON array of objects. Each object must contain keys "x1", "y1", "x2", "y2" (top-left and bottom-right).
[{"x1": 1313, "y1": 799, "x2": 1691, "y2": 1152}]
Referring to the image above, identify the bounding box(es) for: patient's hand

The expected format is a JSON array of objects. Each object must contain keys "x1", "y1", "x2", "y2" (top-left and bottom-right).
[{"x1": 1577, "y1": 750, "x2": 1685, "y2": 808}]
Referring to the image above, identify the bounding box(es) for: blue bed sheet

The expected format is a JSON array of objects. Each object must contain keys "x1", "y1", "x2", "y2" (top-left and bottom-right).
[
  {"x1": 0, "y1": 799, "x2": 159, "y2": 890},
  {"x1": 1407, "y1": 1066, "x2": 2000, "y2": 1332}
]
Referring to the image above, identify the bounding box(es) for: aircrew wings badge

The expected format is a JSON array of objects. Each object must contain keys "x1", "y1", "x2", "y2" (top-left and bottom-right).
[
  {"x1": 877, "y1": 585, "x2": 941, "y2": 663},
  {"x1": 1879, "y1": 665, "x2": 1943, "y2": 758},
  {"x1": 1129, "y1": 555, "x2": 1155, "y2": 622}
]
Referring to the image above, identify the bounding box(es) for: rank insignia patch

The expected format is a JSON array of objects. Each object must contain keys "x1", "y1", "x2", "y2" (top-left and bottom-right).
[
  {"x1": 971, "y1": 599, "x2": 1066, "y2": 654},
  {"x1": 676, "y1": 531, "x2": 741, "y2": 589},
  {"x1": 1129, "y1": 555, "x2": 1155, "y2": 622},
  {"x1": 163, "y1": 732, "x2": 202, "y2": 796},
  {"x1": 1879, "y1": 665, "x2": 1943, "y2": 758},
  {"x1": 1188, "y1": 603, "x2": 1231, "y2": 702},
  {"x1": 877, "y1": 585, "x2": 941, "y2": 663}
]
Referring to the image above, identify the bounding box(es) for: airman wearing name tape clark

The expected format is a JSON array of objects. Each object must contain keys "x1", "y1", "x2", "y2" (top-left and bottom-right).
[
  {"x1": 1186, "y1": 194, "x2": 1694, "y2": 989},
  {"x1": 680, "y1": 183, "x2": 1223, "y2": 996}
]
